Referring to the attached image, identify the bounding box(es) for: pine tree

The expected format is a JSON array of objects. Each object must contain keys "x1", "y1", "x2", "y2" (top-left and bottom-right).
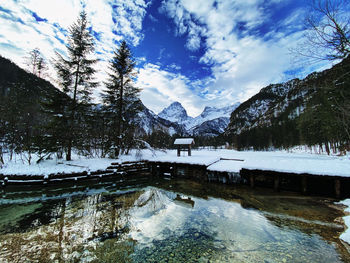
[
  {"x1": 53, "y1": 10, "x2": 97, "y2": 160},
  {"x1": 102, "y1": 40, "x2": 141, "y2": 157},
  {"x1": 40, "y1": 92, "x2": 71, "y2": 159}
]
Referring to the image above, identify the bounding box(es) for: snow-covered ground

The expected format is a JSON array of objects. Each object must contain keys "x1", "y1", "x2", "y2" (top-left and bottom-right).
[
  {"x1": 1, "y1": 148, "x2": 349, "y2": 177},
  {"x1": 146, "y1": 149, "x2": 350, "y2": 177},
  {"x1": 339, "y1": 199, "x2": 350, "y2": 245},
  {"x1": 0, "y1": 151, "x2": 144, "y2": 176}
]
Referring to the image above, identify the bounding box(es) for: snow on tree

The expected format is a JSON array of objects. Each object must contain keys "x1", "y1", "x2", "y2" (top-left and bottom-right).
[
  {"x1": 102, "y1": 40, "x2": 141, "y2": 157},
  {"x1": 53, "y1": 10, "x2": 98, "y2": 161}
]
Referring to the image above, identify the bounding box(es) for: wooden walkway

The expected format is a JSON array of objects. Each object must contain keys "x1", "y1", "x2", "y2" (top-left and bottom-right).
[
  {"x1": 147, "y1": 158, "x2": 350, "y2": 199},
  {"x1": 0, "y1": 161, "x2": 150, "y2": 186},
  {"x1": 1, "y1": 159, "x2": 349, "y2": 199}
]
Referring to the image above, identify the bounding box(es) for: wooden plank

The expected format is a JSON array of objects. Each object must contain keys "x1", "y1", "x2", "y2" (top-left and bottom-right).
[
  {"x1": 249, "y1": 174, "x2": 255, "y2": 188},
  {"x1": 335, "y1": 178, "x2": 341, "y2": 199},
  {"x1": 220, "y1": 158, "x2": 244, "y2": 162},
  {"x1": 1, "y1": 174, "x2": 45, "y2": 180},
  {"x1": 49, "y1": 171, "x2": 87, "y2": 179},
  {"x1": 274, "y1": 174, "x2": 280, "y2": 192},
  {"x1": 301, "y1": 176, "x2": 307, "y2": 194},
  {"x1": 6, "y1": 179, "x2": 44, "y2": 185}
]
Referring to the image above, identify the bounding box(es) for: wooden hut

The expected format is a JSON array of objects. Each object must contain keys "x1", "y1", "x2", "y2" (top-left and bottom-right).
[{"x1": 174, "y1": 138, "x2": 195, "y2": 156}]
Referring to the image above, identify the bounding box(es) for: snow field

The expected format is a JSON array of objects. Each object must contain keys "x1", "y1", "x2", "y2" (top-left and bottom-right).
[{"x1": 1, "y1": 149, "x2": 349, "y2": 177}]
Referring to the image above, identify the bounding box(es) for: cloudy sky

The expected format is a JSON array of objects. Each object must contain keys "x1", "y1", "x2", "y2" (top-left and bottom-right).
[{"x1": 0, "y1": 0, "x2": 338, "y2": 116}]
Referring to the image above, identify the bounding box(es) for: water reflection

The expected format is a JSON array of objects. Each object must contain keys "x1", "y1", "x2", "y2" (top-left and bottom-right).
[{"x1": 0, "y1": 177, "x2": 349, "y2": 262}]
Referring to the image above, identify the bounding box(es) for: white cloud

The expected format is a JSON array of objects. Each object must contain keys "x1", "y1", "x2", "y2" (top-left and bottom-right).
[
  {"x1": 185, "y1": 21, "x2": 202, "y2": 51},
  {"x1": 0, "y1": 0, "x2": 150, "y2": 101},
  {"x1": 110, "y1": 0, "x2": 151, "y2": 46},
  {"x1": 137, "y1": 63, "x2": 207, "y2": 116},
  {"x1": 0, "y1": 0, "x2": 335, "y2": 118},
  {"x1": 158, "y1": 0, "x2": 331, "y2": 111},
  {"x1": 167, "y1": 63, "x2": 181, "y2": 71}
]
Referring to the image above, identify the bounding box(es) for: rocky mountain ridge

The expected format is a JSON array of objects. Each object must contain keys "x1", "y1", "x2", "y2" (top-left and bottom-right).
[
  {"x1": 225, "y1": 57, "x2": 350, "y2": 150},
  {"x1": 157, "y1": 101, "x2": 240, "y2": 136}
]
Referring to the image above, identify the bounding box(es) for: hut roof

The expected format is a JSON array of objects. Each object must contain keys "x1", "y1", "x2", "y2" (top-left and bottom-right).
[{"x1": 174, "y1": 138, "x2": 195, "y2": 145}]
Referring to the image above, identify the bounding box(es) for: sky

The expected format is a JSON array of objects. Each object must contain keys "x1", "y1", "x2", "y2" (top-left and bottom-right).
[{"x1": 0, "y1": 0, "x2": 339, "y2": 116}]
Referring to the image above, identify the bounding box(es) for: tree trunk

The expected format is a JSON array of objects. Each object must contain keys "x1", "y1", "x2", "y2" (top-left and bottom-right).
[
  {"x1": 0, "y1": 146, "x2": 4, "y2": 166},
  {"x1": 325, "y1": 142, "x2": 330, "y2": 155},
  {"x1": 116, "y1": 75, "x2": 124, "y2": 158},
  {"x1": 66, "y1": 62, "x2": 80, "y2": 161}
]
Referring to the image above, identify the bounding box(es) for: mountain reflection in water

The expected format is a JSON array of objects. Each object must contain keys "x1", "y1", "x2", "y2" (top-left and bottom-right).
[{"x1": 0, "y1": 177, "x2": 349, "y2": 263}]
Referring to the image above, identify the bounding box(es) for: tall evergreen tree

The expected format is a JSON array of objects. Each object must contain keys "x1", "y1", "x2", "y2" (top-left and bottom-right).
[
  {"x1": 53, "y1": 11, "x2": 97, "y2": 160},
  {"x1": 102, "y1": 40, "x2": 141, "y2": 157}
]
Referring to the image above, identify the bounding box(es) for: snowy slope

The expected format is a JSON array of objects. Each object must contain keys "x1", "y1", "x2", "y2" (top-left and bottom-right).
[
  {"x1": 189, "y1": 117, "x2": 230, "y2": 136},
  {"x1": 226, "y1": 67, "x2": 335, "y2": 136},
  {"x1": 226, "y1": 79, "x2": 303, "y2": 135},
  {"x1": 189, "y1": 103, "x2": 239, "y2": 129}
]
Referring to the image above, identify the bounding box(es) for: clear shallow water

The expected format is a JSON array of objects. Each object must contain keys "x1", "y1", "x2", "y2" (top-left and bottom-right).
[{"x1": 0, "y1": 176, "x2": 349, "y2": 263}]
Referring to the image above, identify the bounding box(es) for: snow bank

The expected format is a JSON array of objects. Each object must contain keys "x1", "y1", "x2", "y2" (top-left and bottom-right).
[
  {"x1": 1, "y1": 149, "x2": 349, "y2": 178},
  {"x1": 0, "y1": 149, "x2": 157, "y2": 176},
  {"x1": 207, "y1": 159, "x2": 244, "y2": 173},
  {"x1": 339, "y1": 199, "x2": 350, "y2": 245},
  {"x1": 146, "y1": 150, "x2": 219, "y2": 166},
  {"x1": 0, "y1": 157, "x2": 112, "y2": 176},
  {"x1": 146, "y1": 149, "x2": 350, "y2": 177}
]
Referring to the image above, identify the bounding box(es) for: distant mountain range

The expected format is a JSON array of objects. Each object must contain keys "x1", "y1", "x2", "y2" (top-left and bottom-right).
[
  {"x1": 136, "y1": 101, "x2": 240, "y2": 137},
  {"x1": 133, "y1": 102, "x2": 187, "y2": 136}
]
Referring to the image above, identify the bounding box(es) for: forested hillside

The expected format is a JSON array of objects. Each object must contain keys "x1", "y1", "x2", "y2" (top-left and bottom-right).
[
  {"x1": 226, "y1": 57, "x2": 350, "y2": 154},
  {"x1": 0, "y1": 56, "x2": 70, "y2": 162},
  {"x1": 0, "y1": 54, "x2": 185, "y2": 162}
]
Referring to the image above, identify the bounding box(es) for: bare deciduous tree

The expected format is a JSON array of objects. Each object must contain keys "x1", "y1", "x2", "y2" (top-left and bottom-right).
[
  {"x1": 292, "y1": 0, "x2": 350, "y2": 150},
  {"x1": 25, "y1": 48, "x2": 48, "y2": 77},
  {"x1": 296, "y1": 0, "x2": 350, "y2": 62}
]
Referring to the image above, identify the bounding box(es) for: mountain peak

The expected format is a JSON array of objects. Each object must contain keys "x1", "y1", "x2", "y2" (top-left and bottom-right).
[
  {"x1": 158, "y1": 101, "x2": 189, "y2": 123},
  {"x1": 170, "y1": 101, "x2": 182, "y2": 107},
  {"x1": 200, "y1": 106, "x2": 216, "y2": 118},
  {"x1": 157, "y1": 102, "x2": 240, "y2": 133}
]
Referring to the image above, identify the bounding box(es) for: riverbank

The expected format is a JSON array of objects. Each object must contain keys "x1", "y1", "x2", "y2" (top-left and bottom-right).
[
  {"x1": 0, "y1": 152, "x2": 144, "y2": 176},
  {"x1": 1, "y1": 149, "x2": 349, "y2": 177},
  {"x1": 340, "y1": 199, "x2": 350, "y2": 245},
  {"x1": 1, "y1": 148, "x2": 350, "y2": 246},
  {"x1": 146, "y1": 149, "x2": 350, "y2": 177}
]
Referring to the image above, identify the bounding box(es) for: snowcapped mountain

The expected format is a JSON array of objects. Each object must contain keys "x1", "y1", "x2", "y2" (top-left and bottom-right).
[
  {"x1": 224, "y1": 57, "x2": 350, "y2": 150},
  {"x1": 189, "y1": 117, "x2": 230, "y2": 137},
  {"x1": 133, "y1": 101, "x2": 187, "y2": 136},
  {"x1": 225, "y1": 76, "x2": 317, "y2": 136},
  {"x1": 109, "y1": 99, "x2": 239, "y2": 137},
  {"x1": 157, "y1": 102, "x2": 240, "y2": 136},
  {"x1": 158, "y1": 102, "x2": 193, "y2": 125},
  {"x1": 189, "y1": 103, "x2": 240, "y2": 130}
]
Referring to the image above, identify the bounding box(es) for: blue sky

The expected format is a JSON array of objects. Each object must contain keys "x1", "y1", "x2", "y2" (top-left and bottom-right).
[{"x1": 0, "y1": 0, "x2": 337, "y2": 116}]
